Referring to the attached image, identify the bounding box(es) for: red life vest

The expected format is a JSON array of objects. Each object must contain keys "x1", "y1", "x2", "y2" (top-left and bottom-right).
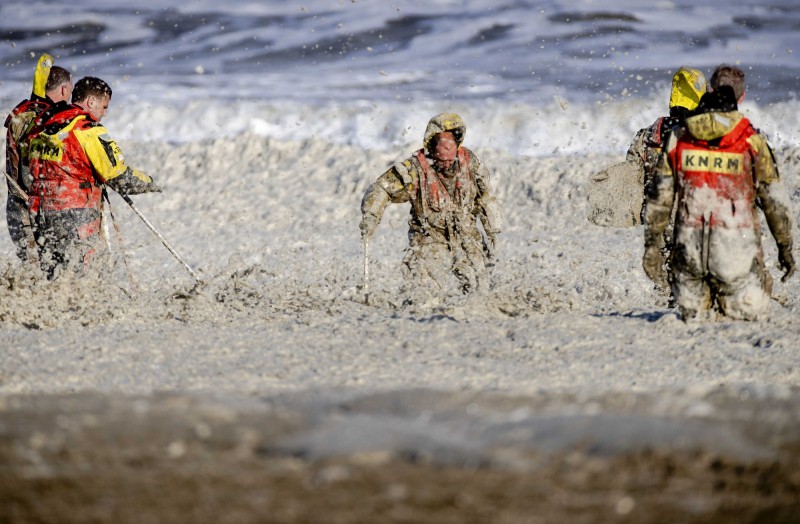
[
  {"x1": 27, "y1": 105, "x2": 104, "y2": 213},
  {"x1": 670, "y1": 117, "x2": 757, "y2": 229},
  {"x1": 415, "y1": 147, "x2": 473, "y2": 216}
]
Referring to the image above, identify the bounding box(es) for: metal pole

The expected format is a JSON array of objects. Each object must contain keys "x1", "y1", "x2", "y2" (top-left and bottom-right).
[
  {"x1": 121, "y1": 194, "x2": 204, "y2": 286},
  {"x1": 363, "y1": 239, "x2": 370, "y2": 305},
  {"x1": 104, "y1": 191, "x2": 137, "y2": 292}
]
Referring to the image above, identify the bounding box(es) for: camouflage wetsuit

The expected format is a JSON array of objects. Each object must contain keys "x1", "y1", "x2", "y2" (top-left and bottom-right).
[
  {"x1": 360, "y1": 113, "x2": 500, "y2": 294},
  {"x1": 627, "y1": 109, "x2": 691, "y2": 208},
  {"x1": 4, "y1": 95, "x2": 51, "y2": 261},
  {"x1": 629, "y1": 67, "x2": 707, "y2": 292}
]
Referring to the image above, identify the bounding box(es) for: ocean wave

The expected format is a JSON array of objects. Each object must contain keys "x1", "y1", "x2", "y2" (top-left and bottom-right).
[
  {"x1": 1, "y1": 0, "x2": 798, "y2": 105},
  {"x1": 55, "y1": 97, "x2": 800, "y2": 157}
]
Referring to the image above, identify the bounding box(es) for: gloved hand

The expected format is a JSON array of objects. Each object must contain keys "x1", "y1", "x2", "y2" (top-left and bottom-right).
[
  {"x1": 359, "y1": 214, "x2": 378, "y2": 241},
  {"x1": 778, "y1": 244, "x2": 795, "y2": 282},
  {"x1": 138, "y1": 179, "x2": 162, "y2": 194},
  {"x1": 107, "y1": 169, "x2": 162, "y2": 195},
  {"x1": 642, "y1": 245, "x2": 668, "y2": 289}
]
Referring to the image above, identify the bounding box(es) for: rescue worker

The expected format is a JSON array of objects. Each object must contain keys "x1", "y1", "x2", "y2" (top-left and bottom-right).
[
  {"x1": 628, "y1": 66, "x2": 707, "y2": 292},
  {"x1": 3, "y1": 55, "x2": 72, "y2": 262},
  {"x1": 628, "y1": 67, "x2": 708, "y2": 193},
  {"x1": 642, "y1": 82, "x2": 795, "y2": 321},
  {"x1": 27, "y1": 76, "x2": 161, "y2": 279},
  {"x1": 360, "y1": 113, "x2": 500, "y2": 295}
]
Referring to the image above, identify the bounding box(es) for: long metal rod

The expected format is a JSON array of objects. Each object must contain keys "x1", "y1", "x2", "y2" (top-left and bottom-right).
[
  {"x1": 121, "y1": 194, "x2": 204, "y2": 285},
  {"x1": 104, "y1": 191, "x2": 137, "y2": 292},
  {"x1": 363, "y1": 239, "x2": 370, "y2": 305}
]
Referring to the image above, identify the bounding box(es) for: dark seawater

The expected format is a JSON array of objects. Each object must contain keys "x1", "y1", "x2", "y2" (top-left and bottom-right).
[{"x1": 1, "y1": 0, "x2": 798, "y2": 104}]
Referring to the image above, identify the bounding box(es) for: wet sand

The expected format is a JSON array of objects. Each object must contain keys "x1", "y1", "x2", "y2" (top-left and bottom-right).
[{"x1": 2, "y1": 388, "x2": 799, "y2": 523}]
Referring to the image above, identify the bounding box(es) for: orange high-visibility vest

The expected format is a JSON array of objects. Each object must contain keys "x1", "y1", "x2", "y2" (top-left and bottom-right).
[{"x1": 669, "y1": 118, "x2": 758, "y2": 229}]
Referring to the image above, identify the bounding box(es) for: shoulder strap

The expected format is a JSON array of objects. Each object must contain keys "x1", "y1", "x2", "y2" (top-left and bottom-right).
[
  {"x1": 457, "y1": 147, "x2": 471, "y2": 181},
  {"x1": 415, "y1": 149, "x2": 430, "y2": 219}
]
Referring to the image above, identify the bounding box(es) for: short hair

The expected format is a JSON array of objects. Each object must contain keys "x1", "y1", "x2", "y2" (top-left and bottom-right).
[
  {"x1": 710, "y1": 65, "x2": 745, "y2": 101},
  {"x1": 72, "y1": 76, "x2": 112, "y2": 103},
  {"x1": 44, "y1": 66, "x2": 72, "y2": 93}
]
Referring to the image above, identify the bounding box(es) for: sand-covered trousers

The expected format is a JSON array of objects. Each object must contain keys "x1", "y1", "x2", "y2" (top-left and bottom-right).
[
  {"x1": 33, "y1": 208, "x2": 104, "y2": 279},
  {"x1": 6, "y1": 193, "x2": 35, "y2": 260},
  {"x1": 670, "y1": 223, "x2": 770, "y2": 320},
  {"x1": 402, "y1": 231, "x2": 488, "y2": 294}
]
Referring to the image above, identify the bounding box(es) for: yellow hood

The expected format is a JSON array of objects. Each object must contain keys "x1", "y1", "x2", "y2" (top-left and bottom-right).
[
  {"x1": 423, "y1": 113, "x2": 466, "y2": 151},
  {"x1": 685, "y1": 110, "x2": 744, "y2": 141}
]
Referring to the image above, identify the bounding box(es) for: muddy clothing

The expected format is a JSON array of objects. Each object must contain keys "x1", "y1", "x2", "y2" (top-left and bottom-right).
[
  {"x1": 34, "y1": 208, "x2": 105, "y2": 278},
  {"x1": 629, "y1": 64, "x2": 706, "y2": 202},
  {"x1": 644, "y1": 88, "x2": 794, "y2": 320},
  {"x1": 627, "y1": 108, "x2": 691, "y2": 201},
  {"x1": 4, "y1": 95, "x2": 51, "y2": 260},
  {"x1": 27, "y1": 104, "x2": 159, "y2": 277},
  {"x1": 628, "y1": 108, "x2": 691, "y2": 292},
  {"x1": 361, "y1": 114, "x2": 499, "y2": 294}
]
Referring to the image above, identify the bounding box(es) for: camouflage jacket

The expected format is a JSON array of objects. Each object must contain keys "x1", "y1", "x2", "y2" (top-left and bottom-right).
[{"x1": 361, "y1": 113, "x2": 500, "y2": 255}]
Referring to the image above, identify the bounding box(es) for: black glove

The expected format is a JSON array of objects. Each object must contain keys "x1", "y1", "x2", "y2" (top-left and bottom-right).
[
  {"x1": 778, "y1": 245, "x2": 795, "y2": 283},
  {"x1": 107, "y1": 169, "x2": 161, "y2": 195}
]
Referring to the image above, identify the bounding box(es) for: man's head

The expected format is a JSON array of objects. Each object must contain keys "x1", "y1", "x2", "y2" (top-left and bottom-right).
[
  {"x1": 710, "y1": 64, "x2": 746, "y2": 103},
  {"x1": 430, "y1": 131, "x2": 458, "y2": 170},
  {"x1": 44, "y1": 66, "x2": 73, "y2": 103},
  {"x1": 423, "y1": 113, "x2": 466, "y2": 170},
  {"x1": 669, "y1": 66, "x2": 707, "y2": 113},
  {"x1": 72, "y1": 76, "x2": 113, "y2": 122}
]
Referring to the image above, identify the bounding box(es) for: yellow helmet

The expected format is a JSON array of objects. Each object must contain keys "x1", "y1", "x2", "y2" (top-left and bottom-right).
[
  {"x1": 669, "y1": 66, "x2": 706, "y2": 110},
  {"x1": 669, "y1": 66, "x2": 707, "y2": 110}
]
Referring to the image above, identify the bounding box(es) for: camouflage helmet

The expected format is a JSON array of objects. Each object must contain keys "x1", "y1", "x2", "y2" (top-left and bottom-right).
[
  {"x1": 669, "y1": 66, "x2": 707, "y2": 110},
  {"x1": 423, "y1": 113, "x2": 466, "y2": 152}
]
